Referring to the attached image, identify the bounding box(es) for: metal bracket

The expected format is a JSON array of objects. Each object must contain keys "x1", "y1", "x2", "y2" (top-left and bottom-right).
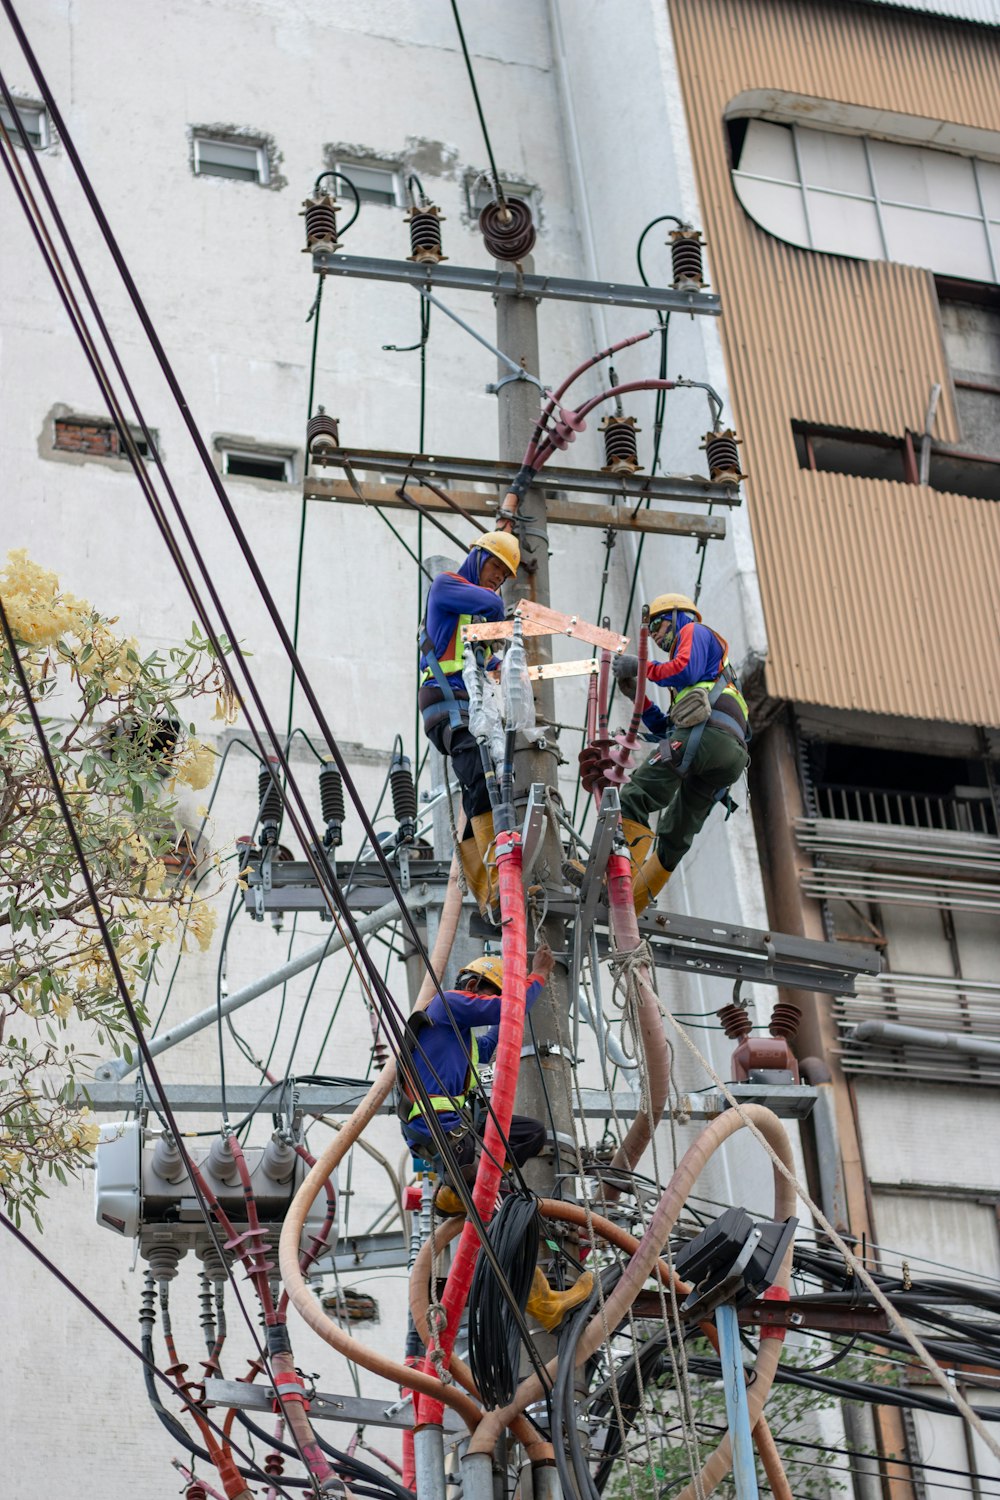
[{"x1": 520, "y1": 783, "x2": 547, "y2": 882}]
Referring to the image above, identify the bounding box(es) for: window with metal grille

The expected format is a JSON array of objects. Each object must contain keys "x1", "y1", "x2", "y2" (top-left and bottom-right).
[
  {"x1": 0, "y1": 98, "x2": 49, "y2": 149},
  {"x1": 334, "y1": 161, "x2": 401, "y2": 207},
  {"x1": 806, "y1": 740, "x2": 998, "y2": 837},
  {"x1": 193, "y1": 135, "x2": 268, "y2": 184}
]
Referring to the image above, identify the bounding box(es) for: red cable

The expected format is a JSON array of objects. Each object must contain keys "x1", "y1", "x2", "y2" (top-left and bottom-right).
[{"x1": 414, "y1": 828, "x2": 527, "y2": 1428}]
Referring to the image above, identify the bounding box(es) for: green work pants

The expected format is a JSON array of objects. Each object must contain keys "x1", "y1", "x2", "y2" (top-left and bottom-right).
[{"x1": 619, "y1": 724, "x2": 748, "y2": 871}]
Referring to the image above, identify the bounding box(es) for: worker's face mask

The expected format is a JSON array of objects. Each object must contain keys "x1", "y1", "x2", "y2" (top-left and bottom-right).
[{"x1": 651, "y1": 614, "x2": 676, "y2": 652}]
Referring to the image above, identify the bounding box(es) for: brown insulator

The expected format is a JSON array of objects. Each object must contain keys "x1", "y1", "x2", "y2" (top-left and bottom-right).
[
  {"x1": 717, "y1": 1003, "x2": 753, "y2": 1042},
  {"x1": 301, "y1": 192, "x2": 339, "y2": 254},
  {"x1": 479, "y1": 197, "x2": 536, "y2": 262},
  {"x1": 406, "y1": 203, "x2": 447, "y2": 264},
  {"x1": 600, "y1": 415, "x2": 642, "y2": 474},
  {"x1": 186, "y1": 1483, "x2": 208, "y2": 1500},
  {"x1": 702, "y1": 429, "x2": 746, "y2": 485},
  {"x1": 265, "y1": 1453, "x2": 285, "y2": 1477},
  {"x1": 372, "y1": 1038, "x2": 390, "y2": 1070},
  {"x1": 670, "y1": 227, "x2": 706, "y2": 289},
  {"x1": 307, "y1": 406, "x2": 340, "y2": 464},
  {"x1": 769, "y1": 1002, "x2": 802, "y2": 1042}
]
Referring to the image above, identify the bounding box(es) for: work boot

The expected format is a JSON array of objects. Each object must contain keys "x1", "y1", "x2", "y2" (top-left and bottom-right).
[
  {"x1": 471, "y1": 812, "x2": 500, "y2": 920},
  {"x1": 620, "y1": 818, "x2": 655, "y2": 876},
  {"x1": 525, "y1": 1266, "x2": 594, "y2": 1331},
  {"x1": 633, "y1": 850, "x2": 670, "y2": 916},
  {"x1": 459, "y1": 833, "x2": 492, "y2": 919},
  {"x1": 433, "y1": 1184, "x2": 467, "y2": 1218}
]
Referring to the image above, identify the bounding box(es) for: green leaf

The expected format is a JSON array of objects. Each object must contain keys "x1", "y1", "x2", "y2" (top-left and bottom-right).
[{"x1": 131, "y1": 784, "x2": 144, "y2": 814}]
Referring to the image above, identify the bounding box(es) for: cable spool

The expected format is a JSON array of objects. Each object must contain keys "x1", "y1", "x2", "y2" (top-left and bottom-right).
[
  {"x1": 702, "y1": 428, "x2": 745, "y2": 485},
  {"x1": 600, "y1": 415, "x2": 642, "y2": 474},
  {"x1": 717, "y1": 1003, "x2": 753, "y2": 1042},
  {"x1": 319, "y1": 760, "x2": 345, "y2": 848},
  {"x1": 670, "y1": 226, "x2": 706, "y2": 289},
  {"x1": 479, "y1": 197, "x2": 536, "y2": 262},
  {"x1": 405, "y1": 203, "x2": 447, "y2": 264},
  {"x1": 390, "y1": 751, "x2": 417, "y2": 844},
  {"x1": 769, "y1": 1002, "x2": 802, "y2": 1042},
  {"x1": 257, "y1": 758, "x2": 283, "y2": 847},
  {"x1": 307, "y1": 406, "x2": 340, "y2": 465},
  {"x1": 301, "y1": 192, "x2": 339, "y2": 254}
]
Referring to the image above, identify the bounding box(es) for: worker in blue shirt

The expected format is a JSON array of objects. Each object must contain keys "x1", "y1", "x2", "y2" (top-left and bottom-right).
[
  {"x1": 612, "y1": 593, "x2": 750, "y2": 913},
  {"x1": 397, "y1": 943, "x2": 593, "y2": 1329},
  {"x1": 419, "y1": 532, "x2": 520, "y2": 916}
]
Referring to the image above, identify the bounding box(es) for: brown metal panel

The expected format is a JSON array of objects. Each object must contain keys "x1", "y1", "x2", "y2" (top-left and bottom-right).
[{"x1": 668, "y1": 0, "x2": 1000, "y2": 725}]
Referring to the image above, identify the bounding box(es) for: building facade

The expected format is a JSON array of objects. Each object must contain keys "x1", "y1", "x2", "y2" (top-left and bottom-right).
[{"x1": 666, "y1": 0, "x2": 1000, "y2": 1491}]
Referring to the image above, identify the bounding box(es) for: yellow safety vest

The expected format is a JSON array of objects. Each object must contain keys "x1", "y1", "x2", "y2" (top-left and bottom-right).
[
  {"x1": 407, "y1": 1032, "x2": 481, "y2": 1122},
  {"x1": 419, "y1": 612, "x2": 472, "y2": 685}
]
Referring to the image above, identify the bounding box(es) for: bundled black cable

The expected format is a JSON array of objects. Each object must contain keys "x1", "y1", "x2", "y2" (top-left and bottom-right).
[{"x1": 468, "y1": 1192, "x2": 543, "y2": 1409}]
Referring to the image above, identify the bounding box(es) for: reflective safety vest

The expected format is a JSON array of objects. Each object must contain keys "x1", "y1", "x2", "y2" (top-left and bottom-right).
[
  {"x1": 419, "y1": 613, "x2": 472, "y2": 686},
  {"x1": 406, "y1": 1032, "x2": 480, "y2": 1123},
  {"x1": 672, "y1": 628, "x2": 749, "y2": 728}
]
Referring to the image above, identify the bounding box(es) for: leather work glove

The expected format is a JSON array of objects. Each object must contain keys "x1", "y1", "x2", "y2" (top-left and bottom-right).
[{"x1": 612, "y1": 652, "x2": 639, "y2": 702}]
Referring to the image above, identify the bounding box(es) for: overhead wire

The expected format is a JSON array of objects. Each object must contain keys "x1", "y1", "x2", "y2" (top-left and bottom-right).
[{"x1": 449, "y1": 0, "x2": 507, "y2": 207}]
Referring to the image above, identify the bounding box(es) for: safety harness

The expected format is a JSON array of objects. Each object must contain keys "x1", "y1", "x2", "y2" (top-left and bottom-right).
[
  {"x1": 419, "y1": 626, "x2": 468, "y2": 737},
  {"x1": 395, "y1": 1006, "x2": 482, "y2": 1132}
]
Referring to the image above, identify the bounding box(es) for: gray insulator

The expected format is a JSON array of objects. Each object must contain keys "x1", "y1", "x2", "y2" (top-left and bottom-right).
[
  {"x1": 206, "y1": 1134, "x2": 241, "y2": 1186},
  {"x1": 261, "y1": 1132, "x2": 297, "y2": 1185},
  {"x1": 198, "y1": 1243, "x2": 230, "y2": 1282},
  {"x1": 151, "y1": 1133, "x2": 187, "y2": 1184},
  {"x1": 145, "y1": 1243, "x2": 184, "y2": 1282}
]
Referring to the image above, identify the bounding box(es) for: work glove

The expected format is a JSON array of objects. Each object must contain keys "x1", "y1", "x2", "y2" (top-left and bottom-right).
[
  {"x1": 531, "y1": 940, "x2": 555, "y2": 981},
  {"x1": 612, "y1": 652, "x2": 639, "y2": 702}
]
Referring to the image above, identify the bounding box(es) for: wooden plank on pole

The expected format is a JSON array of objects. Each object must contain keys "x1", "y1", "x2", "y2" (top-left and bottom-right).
[
  {"x1": 301, "y1": 477, "x2": 726, "y2": 541},
  {"x1": 463, "y1": 602, "x2": 628, "y2": 653}
]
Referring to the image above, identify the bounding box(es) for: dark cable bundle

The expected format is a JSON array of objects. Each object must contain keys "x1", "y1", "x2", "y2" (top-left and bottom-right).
[{"x1": 468, "y1": 1192, "x2": 542, "y2": 1409}]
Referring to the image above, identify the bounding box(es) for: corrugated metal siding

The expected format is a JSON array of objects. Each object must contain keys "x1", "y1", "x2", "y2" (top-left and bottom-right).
[{"x1": 668, "y1": 0, "x2": 1000, "y2": 725}]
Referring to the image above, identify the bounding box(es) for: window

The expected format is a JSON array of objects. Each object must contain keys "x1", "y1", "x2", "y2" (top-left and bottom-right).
[
  {"x1": 53, "y1": 416, "x2": 152, "y2": 460},
  {"x1": 806, "y1": 740, "x2": 998, "y2": 836},
  {"x1": 730, "y1": 118, "x2": 1000, "y2": 285},
  {"x1": 193, "y1": 135, "x2": 268, "y2": 184},
  {"x1": 0, "y1": 98, "x2": 49, "y2": 149},
  {"x1": 937, "y1": 287, "x2": 1000, "y2": 463},
  {"x1": 334, "y1": 161, "x2": 401, "y2": 207},
  {"x1": 466, "y1": 175, "x2": 535, "y2": 217},
  {"x1": 793, "y1": 419, "x2": 1000, "y2": 502},
  {"x1": 793, "y1": 423, "x2": 911, "y2": 483},
  {"x1": 221, "y1": 448, "x2": 293, "y2": 483}
]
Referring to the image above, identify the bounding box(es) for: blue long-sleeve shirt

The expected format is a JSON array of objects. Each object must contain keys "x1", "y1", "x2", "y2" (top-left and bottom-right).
[
  {"x1": 419, "y1": 551, "x2": 506, "y2": 701},
  {"x1": 406, "y1": 974, "x2": 544, "y2": 1133},
  {"x1": 641, "y1": 613, "x2": 728, "y2": 737}
]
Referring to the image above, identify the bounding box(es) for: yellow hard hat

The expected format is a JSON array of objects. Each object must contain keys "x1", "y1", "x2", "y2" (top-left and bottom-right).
[
  {"x1": 648, "y1": 593, "x2": 701, "y2": 623},
  {"x1": 474, "y1": 530, "x2": 520, "y2": 577},
  {"x1": 457, "y1": 954, "x2": 504, "y2": 992}
]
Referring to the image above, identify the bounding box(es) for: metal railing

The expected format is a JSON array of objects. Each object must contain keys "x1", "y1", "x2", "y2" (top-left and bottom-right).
[{"x1": 815, "y1": 782, "x2": 997, "y2": 836}]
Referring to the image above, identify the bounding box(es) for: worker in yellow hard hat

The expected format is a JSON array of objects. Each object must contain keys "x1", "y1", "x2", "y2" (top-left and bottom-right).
[
  {"x1": 395, "y1": 941, "x2": 592, "y2": 1327},
  {"x1": 418, "y1": 532, "x2": 520, "y2": 918},
  {"x1": 613, "y1": 593, "x2": 750, "y2": 913}
]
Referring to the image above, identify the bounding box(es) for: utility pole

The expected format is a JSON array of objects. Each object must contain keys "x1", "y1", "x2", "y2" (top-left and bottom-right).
[{"x1": 494, "y1": 258, "x2": 576, "y2": 1201}]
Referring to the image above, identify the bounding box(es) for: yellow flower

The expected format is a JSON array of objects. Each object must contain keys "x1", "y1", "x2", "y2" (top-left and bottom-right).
[
  {"x1": 144, "y1": 858, "x2": 167, "y2": 897},
  {"x1": 51, "y1": 990, "x2": 75, "y2": 1020},
  {"x1": 137, "y1": 904, "x2": 178, "y2": 946},
  {"x1": 0, "y1": 550, "x2": 92, "y2": 648},
  {"x1": 184, "y1": 894, "x2": 218, "y2": 952},
  {"x1": 174, "y1": 738, "x2": 216, "y2": 791},
  {"x1": 212, "y1": 685, "x2": 240, "y2": 724}
]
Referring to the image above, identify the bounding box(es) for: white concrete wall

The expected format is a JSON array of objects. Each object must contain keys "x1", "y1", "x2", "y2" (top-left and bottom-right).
[{"x1": 0, "y1": 2, "x2": 780, "y2": 1494}]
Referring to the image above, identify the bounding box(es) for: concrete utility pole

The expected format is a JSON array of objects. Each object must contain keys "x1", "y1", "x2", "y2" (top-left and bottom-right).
[{"x1": 494, "y1": 258, "x2": 576, "y2": 1201}]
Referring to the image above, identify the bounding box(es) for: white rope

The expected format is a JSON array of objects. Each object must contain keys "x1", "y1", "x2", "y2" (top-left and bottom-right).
[{"x1": 660, "y1": 1005, "x2": 1000, "y2": 1462}]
